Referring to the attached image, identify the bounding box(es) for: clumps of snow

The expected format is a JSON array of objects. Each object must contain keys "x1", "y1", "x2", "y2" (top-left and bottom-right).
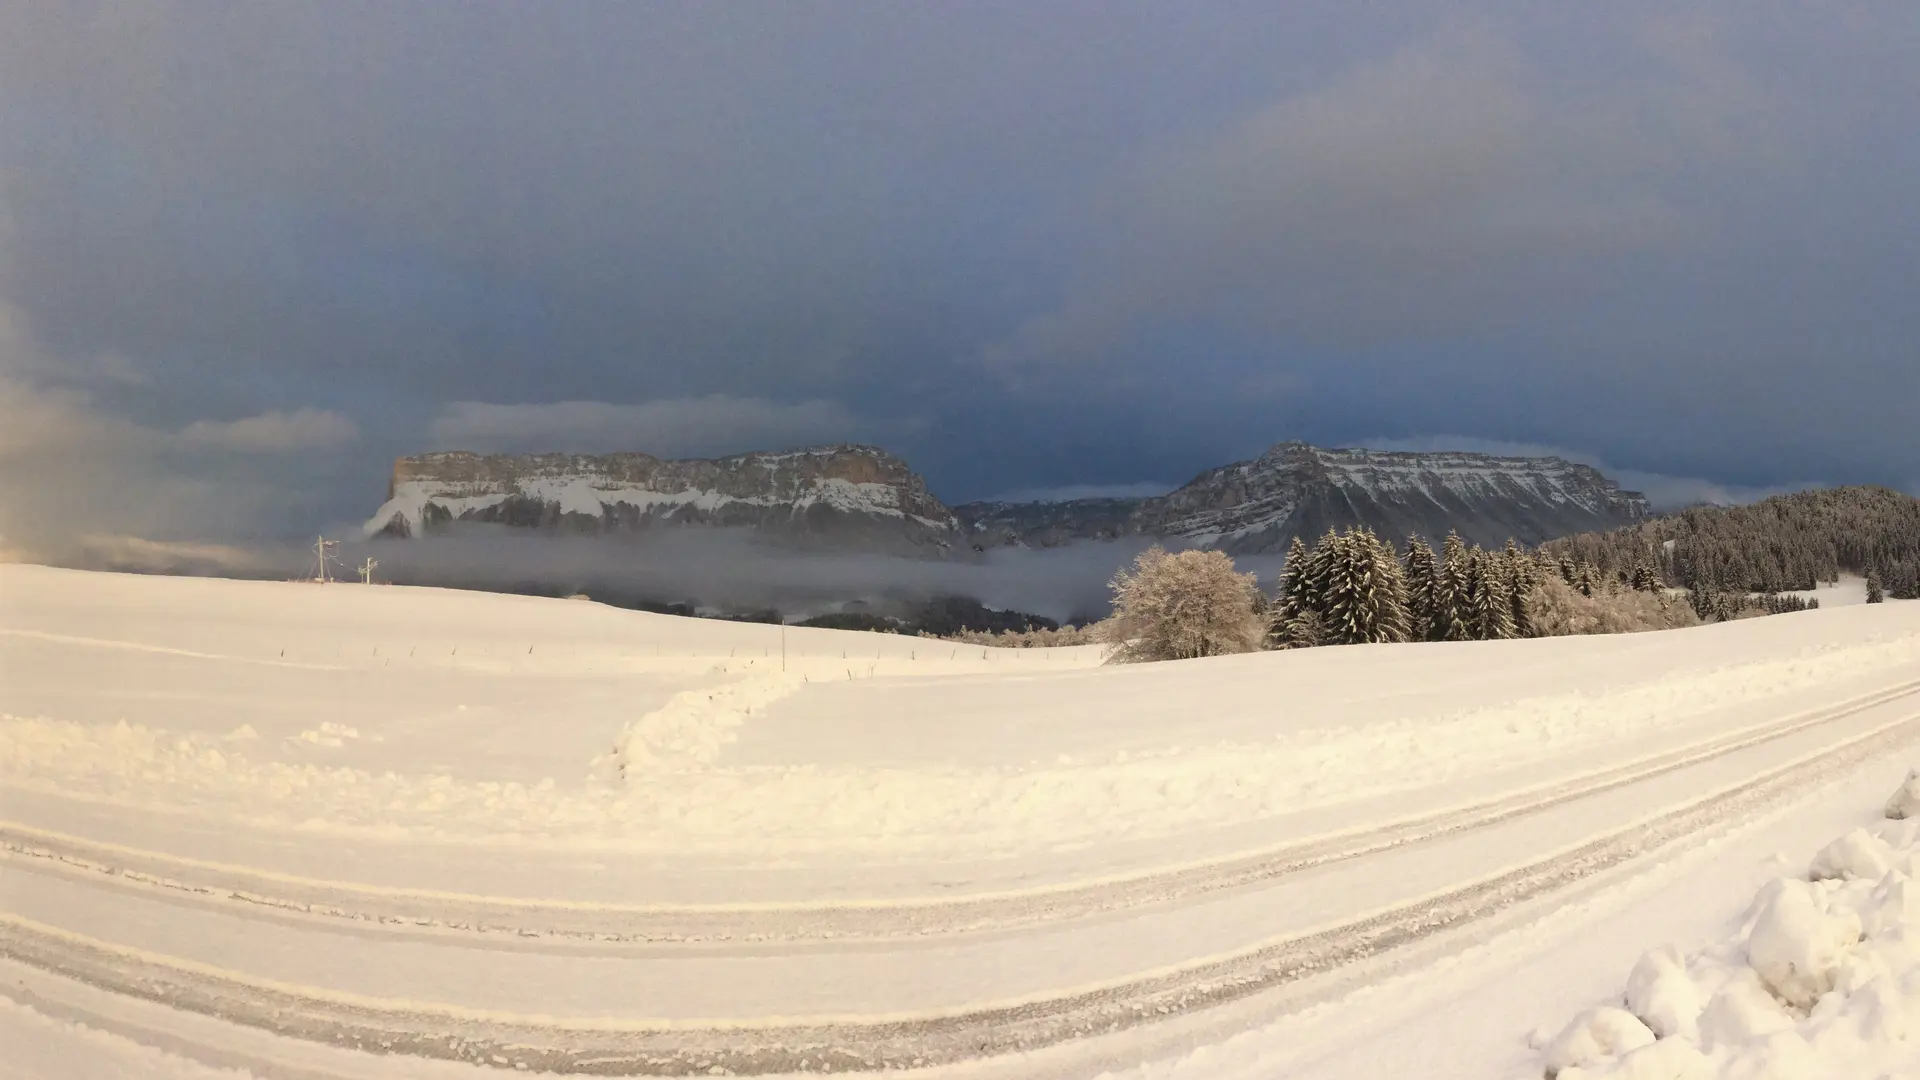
[
  {"x1": 1543, "y1": 1007, "x2": 1655, "y2": 1076},
  {"x1": 1695, "y1": 969, "x2": 1793, "y2": 1049},
  {"x1": 1624, "y1": 946, "x2": 1701, "y2": 1041},
  {"x1": 1885, "y1": 768, "x2": 1920, "y2": 820},
  {"x1": 290, "y1": 721, "x2": 377, "y2": 748},
  {"x1": 1744, "y1": 879, "x2": 1861, "y2": 1009},
  {"x1": 1534, "y1": 778, "x2": 1920, "y2": 1078},
  {"x1": 1808, "y1": 829, "x2": 1895, "y2": 882}
]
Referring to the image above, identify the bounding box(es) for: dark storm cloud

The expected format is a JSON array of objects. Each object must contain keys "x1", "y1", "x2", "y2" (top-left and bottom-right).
[{"x1": 2, "y1": 2, "x2": 1919, "y2": 559}]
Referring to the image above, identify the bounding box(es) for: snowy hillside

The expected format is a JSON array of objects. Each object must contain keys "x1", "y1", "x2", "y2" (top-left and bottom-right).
[{"x1": 6, "y1": 563, "x2": 1920, "y2": 1077}]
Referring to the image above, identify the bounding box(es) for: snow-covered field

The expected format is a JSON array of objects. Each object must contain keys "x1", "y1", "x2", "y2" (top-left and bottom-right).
[{"x1": 7, "y1": 563, "x2": 1920, "y2": 1077}]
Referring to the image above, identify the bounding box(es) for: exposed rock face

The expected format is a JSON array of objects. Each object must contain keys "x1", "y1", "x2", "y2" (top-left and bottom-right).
[
  {"x1": 952, "y1": 498, "x2": 1141, "y2": 551},
  {"x1": 956, "y1": 443, "x2": 1649, "y2": 555},
  {"x1": 366, "y1": 441, "x2": 1647, "y2": 559},
  {"x1": 364, "y1": 445, "x2": 959, "y2": 554}
]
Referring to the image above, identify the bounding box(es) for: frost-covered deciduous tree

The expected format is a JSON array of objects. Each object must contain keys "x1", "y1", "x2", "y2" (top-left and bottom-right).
[{"x1": 1104, "y1": 546, "x2": 1264, "y2": 663}]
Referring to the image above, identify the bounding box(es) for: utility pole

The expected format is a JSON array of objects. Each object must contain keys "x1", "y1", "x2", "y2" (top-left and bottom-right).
[
  {"x1": 358, "y1": 556, "x2": 378, "y2": 585},
  {"x1": 312, "y1": 536, "x2": 341, "y2": 584}
]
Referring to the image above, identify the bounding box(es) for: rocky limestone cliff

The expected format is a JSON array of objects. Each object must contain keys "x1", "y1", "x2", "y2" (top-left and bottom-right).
[
  {"x1": 364, "y1": 444, "x2": 960, "y2": 554},
  {"x1": 367, "y1": 440, "x2": 1647, "y2": 560},
  {"x1": 956, "y1": 442, "x2": 1648, "y2": 555}
]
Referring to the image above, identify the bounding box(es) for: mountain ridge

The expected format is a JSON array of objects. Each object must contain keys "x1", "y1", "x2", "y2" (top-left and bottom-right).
[{"x1": 366, "y1": 440, "x2": 1649, "y2": 555}]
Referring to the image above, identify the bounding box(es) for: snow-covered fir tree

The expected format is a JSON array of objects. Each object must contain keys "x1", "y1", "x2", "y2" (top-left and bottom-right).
[
  {"x1": 1631, "y1": 562, "x2": 1663, "y2": 593},
  {"x1": 1268, "y1": 536, "x2": 1316, "y2": 649},
  {"x1": 1502, "y1": 539, "x2": 1535, "y2": 639},
  {"x1": 1467, "y1": 548, "x2": 1516, "y2": 640},
  {"x1": 1403, "y1": 535, "x2": 1438, "y2": 641},
  {"x1": 1435, "y1": 533, "x2": 1473, "y2": 642},
  {"x1": 1300, "y1": 528, "x2": 1339, "y2": 613},
  {"x1": 1317, "y1": 527, "x2": 1409, "y2": 645}
]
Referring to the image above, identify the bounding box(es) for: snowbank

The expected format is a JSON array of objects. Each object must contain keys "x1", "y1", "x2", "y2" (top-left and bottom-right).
[{"x1": 1535, "y1": 776, "x2": 1920, "y2": 1078}]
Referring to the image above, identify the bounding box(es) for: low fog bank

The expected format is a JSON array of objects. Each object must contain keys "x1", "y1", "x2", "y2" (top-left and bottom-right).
[
  {"x1": 34, "y1": 527, "x2": 1292, "y2": 626},
  {"x1": 348, "y1": 530, "x2": 1166, "y2": 624}
]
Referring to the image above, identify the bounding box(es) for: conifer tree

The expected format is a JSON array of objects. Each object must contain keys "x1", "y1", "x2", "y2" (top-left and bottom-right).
[
  {"x1": 1366, "y1": 530, "x2": 1412, "y2": 643},
  {"x1": 1690, "y1": 580, "x2": 1718, "y2": 620},
  {"x1": 1318, "y1": 530, "x2": 1362, "y2": 644},
  {"x1": 1867, "y1": 568, "x2": 1886, "y2": 604},
  {"x1": 1403, "y1": 535, "x2": 1438, "y2": 642},
  {"x1": 1467, "y1": 548, "x2": 1516, "y2": 640},
  {"x1": 1502, "y1": 539, "x2": 1535, "y2": 638},
  {"x1": 1320, "y1": 528, "x2": 1408, "y2": 645},
  {"x1": 1280, "y1": 607, "x2": 1325, "y2": 649},
  {"x1": 1631, "y1": 562, "x2": 1662, "y2": 593},
  {"x1": 1268, "y1": 536, "x2": 1314, "y2": 648},
  {"x1": 1435, "y1": 533, "x2": 1473, "y2": 641},
  {"x1": 1300, "y1": 529, "x2": 1339, "y2": 617}
]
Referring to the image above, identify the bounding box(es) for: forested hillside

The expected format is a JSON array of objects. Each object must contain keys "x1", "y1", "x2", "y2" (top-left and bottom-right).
[{"x1": 1541, "y1": 486, "x2": 1920, "y2": 598}]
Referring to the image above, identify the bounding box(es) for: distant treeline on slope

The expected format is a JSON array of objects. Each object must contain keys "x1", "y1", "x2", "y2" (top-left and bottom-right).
[{"x1": 1540, "y1": 486, "x2": 1920, "y2": 598}]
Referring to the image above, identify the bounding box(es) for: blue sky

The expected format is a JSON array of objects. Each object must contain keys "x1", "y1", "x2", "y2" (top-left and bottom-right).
[{"x1": 3, "y1": 3, "x2": 1918, "y2": 557}]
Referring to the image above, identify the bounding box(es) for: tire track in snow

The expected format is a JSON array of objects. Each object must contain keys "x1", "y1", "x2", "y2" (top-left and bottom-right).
[
  {"x1": 5, "y1": 707, "x2": 1917, "y2": 1075},
  {"x1": 8, "y1": 678, "x2": 1920, "y2": 947}
]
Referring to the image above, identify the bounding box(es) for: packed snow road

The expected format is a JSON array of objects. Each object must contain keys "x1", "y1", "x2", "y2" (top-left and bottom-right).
[{"x1": 4, "y1": 565, "x2": 1920, "y2": 1077}]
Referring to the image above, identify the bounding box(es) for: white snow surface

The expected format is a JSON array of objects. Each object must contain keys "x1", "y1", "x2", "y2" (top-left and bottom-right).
[
  {"x1": 7, "y1": 565, "x2": 1920, "y2": 860},
  {"x1": 10, "y1": 564, "x2": 1920, "y2": 1077}
]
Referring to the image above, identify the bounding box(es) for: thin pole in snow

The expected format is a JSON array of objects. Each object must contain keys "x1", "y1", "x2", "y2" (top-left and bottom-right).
[{"x1": 312, "y1": 535, "x2": 341, "y2": 583}]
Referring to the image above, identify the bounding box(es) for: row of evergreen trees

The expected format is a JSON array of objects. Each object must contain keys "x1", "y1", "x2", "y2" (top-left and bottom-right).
[
  {"x1": 1267, "y1": 529, "x2": 1554, "y2": 647},
  {"x1": 1266, "y1": 526, "x2": 1821, "y2": 650},
  {"x1": 1541, "y1": 486, "x2": 1920, "y2": 598}
]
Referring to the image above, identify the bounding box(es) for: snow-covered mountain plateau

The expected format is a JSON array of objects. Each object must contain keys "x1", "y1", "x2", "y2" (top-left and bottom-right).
[
  {"x1": 364, "y1": 440, "x2": 1649, "y2": 556},
  {"x1": 364, "y1": 444, "x2": 959, "y2": 555}
]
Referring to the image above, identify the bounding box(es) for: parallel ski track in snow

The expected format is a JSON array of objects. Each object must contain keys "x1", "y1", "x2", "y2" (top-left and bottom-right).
[
  {"x1": 7, "y1": 678, "x2": 1920, "y2": 947},
  {"x1": 5, "y1": 702, "x2": 1918, "y2": 1075}
]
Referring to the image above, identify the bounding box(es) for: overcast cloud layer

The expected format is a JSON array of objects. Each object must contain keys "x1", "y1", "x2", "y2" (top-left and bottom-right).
[{"x1": 3, "y1": 3, "x2": 1918, "y2": 561}]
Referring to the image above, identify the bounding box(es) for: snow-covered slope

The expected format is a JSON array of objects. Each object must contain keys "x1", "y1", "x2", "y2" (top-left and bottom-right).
[
  {"x1": 364, "y1": 443, "x2": 960, "y2": 553},
  {"x1": 7, "y1": 564, "x2": 1919, "y2": 1079},
  {"x1": 960, "y1": 442, "x2": 1649, "y2": 555}
]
